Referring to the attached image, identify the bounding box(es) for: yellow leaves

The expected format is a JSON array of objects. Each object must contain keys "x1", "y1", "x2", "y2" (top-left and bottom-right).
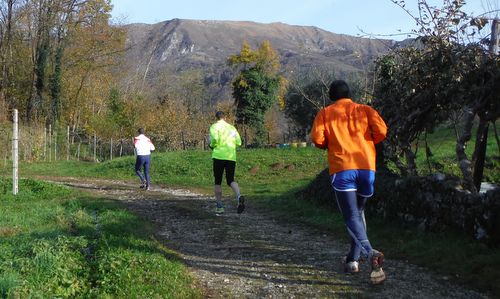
[
  {"x1": 228, "y1": 40, "x2": 281, "y2": 76},
  {"x1": 277, "y1": 76, "x2": 289, "y2": 109},
  {"x1": 256, "y1": 40, "x2": 280, "y2": 74},
  {"x1": 236, "y1": 77, "x2": 249, "y2": 88},
  {"x1": 228, "y1": 41, "x2": 257, "y2": 66},
  {"x1": 277, "y1": 95, "x2": 286, "y2": 109}
]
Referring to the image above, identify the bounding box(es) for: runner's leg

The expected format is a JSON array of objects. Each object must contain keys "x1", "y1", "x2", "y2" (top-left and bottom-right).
[
  {"x1": 358, "y1": 195, "x2": 368, "y2": 231},
  {"x1": 214, "y1": 185, "x2": 222, "y2": 207},
  {"x1": 356, "y1": 169, "x2": 374, "y2": 236},
  {"x1": 349, "y1": 195, "x2": 368, "y2": 261},
  {"x1": 135, "y1": 156, "x2": 145, "y2": 183},
  {"x1": 143, "y1": 155, "x2": 151, "y2": 187},
  {"x1": 225, "y1": 161, "x2": 240, "y2": 199},
  {"x1": 213, "y1": 159, "x2": 225, "y2": 208},
  {"x1": 335, "y1": 190, "x2": 373, "y2": 259}
]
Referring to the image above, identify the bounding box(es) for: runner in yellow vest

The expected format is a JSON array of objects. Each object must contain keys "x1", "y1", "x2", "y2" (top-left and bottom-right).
[{"x1": 209, "y1": 111, "x2": 245, "y2": 214}]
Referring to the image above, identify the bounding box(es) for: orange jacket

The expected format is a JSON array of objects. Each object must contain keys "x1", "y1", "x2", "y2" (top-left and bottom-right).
[{"x1": 310, "y1": 98, "x2": 387, "y2": 174}]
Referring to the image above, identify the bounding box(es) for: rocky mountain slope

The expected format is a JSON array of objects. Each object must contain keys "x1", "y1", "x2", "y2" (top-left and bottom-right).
[{"x1": 121, "y1": 19, "x2": 395, "y2": 102}]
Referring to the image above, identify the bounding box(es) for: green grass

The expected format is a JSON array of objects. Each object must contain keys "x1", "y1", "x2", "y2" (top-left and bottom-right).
[
  {"x1": 20, "y1": 147, "x2": 329, "y2": 194},
  {"x1": 413, "y1": 124, "x2": 499, "y2": 183},
  {"x1": 368, "y1": 219, "x2": 500, "y2": 295},
  {"x1": 0, "y1": 179, "x2": 201, "y2": 298}
]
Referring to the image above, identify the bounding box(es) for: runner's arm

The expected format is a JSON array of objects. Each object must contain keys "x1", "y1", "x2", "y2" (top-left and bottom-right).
[
  {"x1": 366, "y1": 107, "x2": 387, "y2": 144},
  {"x1": 310, "y1": 109, "x2": 328, "y2": 149},
  {"x1": 209, "y1": 126, "x2": 218, "y2": 149}
]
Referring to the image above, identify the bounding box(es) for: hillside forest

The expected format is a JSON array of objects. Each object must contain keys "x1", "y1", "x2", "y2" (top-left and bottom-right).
[{"x1": 0, "y1": 0, "x2": 498, "y2": 191}]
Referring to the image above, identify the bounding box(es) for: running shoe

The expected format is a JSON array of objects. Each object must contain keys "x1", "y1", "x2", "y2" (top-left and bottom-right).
[
  {"x1": 344, "y1": 261, "x2": 360, "y2": 273},
  {"x1": 140, "y1": 181, "x2": 146, "y2": 189},
  {"x1": 370, "y1": 250, "x2": 386, "y2": 284},
  {"x1": 215, "y1": 207, "x2": 225, "y2": 214},
  {"x1": 237, "y1": 196, "x2": 245, "y2": 214},
  {"x1": 145, "y1": 185, "x2": 150, "y2": 191}
]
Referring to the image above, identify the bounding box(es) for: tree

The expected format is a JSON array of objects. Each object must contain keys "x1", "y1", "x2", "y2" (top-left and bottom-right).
[
  {"x1": 284, "y1": 72, "x2": 331, "y2": 140},
  {"x1": 0, "y1": 0, "x2": 20, "y2": 122},
  {"x1": 152, "y1": 68, "x2": 207, "y2": 115},
  {"x1": 374, "y1": 0, "x2": 499, "y2": 191},
  {"x1": 373, "y1": 45, "x2": 463, "y2": 176},
  {"x1": 0, "y1": 0, "x2": 124, "y2": 127},
  {"x1": 284, "y1": 68, "x2": 367, "y2": 141},
  {"x1": 229, "y1": 41, "x2": 287, "y2": 145},
  {"x1": 61, "y1": 0, "x2": 125, "y2": 136}
]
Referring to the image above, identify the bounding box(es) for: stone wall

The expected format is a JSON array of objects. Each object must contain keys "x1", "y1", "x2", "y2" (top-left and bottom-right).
[{"x1": 301, "y1": 168, "x2": 500, "y2": 246}]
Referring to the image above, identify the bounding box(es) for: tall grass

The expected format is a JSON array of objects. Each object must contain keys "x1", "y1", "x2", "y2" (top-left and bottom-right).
[{"x1": 0, "y1": 179, "x2": 201, "y2": 298}]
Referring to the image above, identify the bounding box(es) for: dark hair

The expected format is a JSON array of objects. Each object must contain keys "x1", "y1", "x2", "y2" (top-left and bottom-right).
[
  {"x1": 329, "y1": 80, "x2": 351, "y2": 101},
  {"x1": 138, "y1": 128, "x2": 145, "y2": 134},
  {"x1": 215, "y1": 111, "x2": 225, "y2": 120}
]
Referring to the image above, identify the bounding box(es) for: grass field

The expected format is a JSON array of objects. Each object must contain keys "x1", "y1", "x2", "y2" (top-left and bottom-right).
[
  {"x1": 2, "y1": 128, "x2": 500, "y2": 297},
  {"x1": 18, "y1": 147, "x2": 329, "y2": 195},
  {"x1": 0, "y1": 179, "x2": 201, "y2": 298},
  {"x1": 412, "y1": 124, "x2": 499, "y2": 182}
]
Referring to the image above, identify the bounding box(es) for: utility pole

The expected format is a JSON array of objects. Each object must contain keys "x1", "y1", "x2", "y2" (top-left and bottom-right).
[{"x1": 12, "y1": 109, "x2": 18, "y2": 195}]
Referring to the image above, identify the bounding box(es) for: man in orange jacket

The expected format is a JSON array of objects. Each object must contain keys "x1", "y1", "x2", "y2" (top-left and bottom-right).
[{"x1": 311, "y1": 80, "x2": 387, "y2": 284}]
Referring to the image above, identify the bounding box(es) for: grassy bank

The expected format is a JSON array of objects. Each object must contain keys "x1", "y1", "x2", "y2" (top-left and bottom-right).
[
  {"x1": 0, "y1": 179, "x2": 201, "y2": 298},
  {"x1": 20, "y1": 147, "x2": 329, "y2": 195}
]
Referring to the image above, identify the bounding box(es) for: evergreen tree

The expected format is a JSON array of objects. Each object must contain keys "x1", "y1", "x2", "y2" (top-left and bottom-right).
[{"x1": 229, "y1": 41, "x2": 286, "y2": 146}]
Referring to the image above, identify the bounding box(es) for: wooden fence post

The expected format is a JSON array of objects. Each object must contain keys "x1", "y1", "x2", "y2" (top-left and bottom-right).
[
  {"x1": 12, "y1": 109, "x2": 18, "y2": 195},
  {"x1": 54, "y1": 130, "x2": 57, "y2": 161},
  {"x1": 44, "y1": 126, "x2": 47, "y2": 161}
]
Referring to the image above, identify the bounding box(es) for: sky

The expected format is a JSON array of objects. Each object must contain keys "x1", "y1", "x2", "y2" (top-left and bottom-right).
[{"x1": 110, "y1": 0, "x2": 498, "y2": 40}]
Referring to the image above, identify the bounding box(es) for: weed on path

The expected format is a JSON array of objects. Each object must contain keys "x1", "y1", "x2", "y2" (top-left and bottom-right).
[{"x1": 44, "y1": 177, "x2": 489, "y2": 299}]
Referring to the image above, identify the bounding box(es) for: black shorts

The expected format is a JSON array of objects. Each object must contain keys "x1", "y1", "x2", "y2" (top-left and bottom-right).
[{"x1": 213, "y1": 158, "x2": 236, "y2": 185}]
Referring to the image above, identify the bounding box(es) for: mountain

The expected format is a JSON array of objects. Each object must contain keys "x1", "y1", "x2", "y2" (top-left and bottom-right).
[{"x1": 121, "y1": 19, "x2": 395, "y2": 103}]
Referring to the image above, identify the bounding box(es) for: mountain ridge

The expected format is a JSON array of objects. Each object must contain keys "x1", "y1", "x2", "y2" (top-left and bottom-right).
[{"x1": 120, "y1": 18, "x2": 395, "y2": 102}]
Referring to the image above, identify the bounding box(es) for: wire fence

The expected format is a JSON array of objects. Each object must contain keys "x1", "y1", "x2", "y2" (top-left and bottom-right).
[
  {"x1": 0, "y1": 123, "x2": 214, "y2": 164},
  {"x1": 0, "y1": 122, "x2": 311, "y2": 166}
]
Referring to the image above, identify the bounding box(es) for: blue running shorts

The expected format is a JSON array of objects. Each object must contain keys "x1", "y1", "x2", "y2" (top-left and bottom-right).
[{"x1": 331, "y1": 169, "x2": 375, "y2": 197}]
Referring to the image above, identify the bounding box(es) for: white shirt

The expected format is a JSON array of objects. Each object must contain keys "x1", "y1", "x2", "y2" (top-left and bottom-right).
[{"x1": 134, "y1": 134, "x2": 155, "y2": 155}]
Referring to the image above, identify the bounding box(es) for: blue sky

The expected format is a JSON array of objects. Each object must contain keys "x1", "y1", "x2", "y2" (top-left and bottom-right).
[{"x1": 111, "y1": 0, "x2": 497, "y2": 40}]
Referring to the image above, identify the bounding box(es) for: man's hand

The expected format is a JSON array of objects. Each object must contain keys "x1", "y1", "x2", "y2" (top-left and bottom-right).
[{"x1": 313, "y1": 143, "x2": 327, "y2": 150}]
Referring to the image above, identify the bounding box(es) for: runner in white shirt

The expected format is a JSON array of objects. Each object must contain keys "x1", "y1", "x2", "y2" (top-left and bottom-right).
[{"x1": 134, "y1": 128, "x2": 155, "y2": 190}]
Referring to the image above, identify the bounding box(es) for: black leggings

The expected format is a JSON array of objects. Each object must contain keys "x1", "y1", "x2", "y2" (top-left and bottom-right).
[{"x1": 213, "y1": 158, "x2": 236, "y2": 185}]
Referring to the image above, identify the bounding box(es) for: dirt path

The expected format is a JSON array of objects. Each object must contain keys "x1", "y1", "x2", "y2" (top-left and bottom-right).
[{"x1": 45, "y1": 177, "x2": 488, "y2": 299}]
